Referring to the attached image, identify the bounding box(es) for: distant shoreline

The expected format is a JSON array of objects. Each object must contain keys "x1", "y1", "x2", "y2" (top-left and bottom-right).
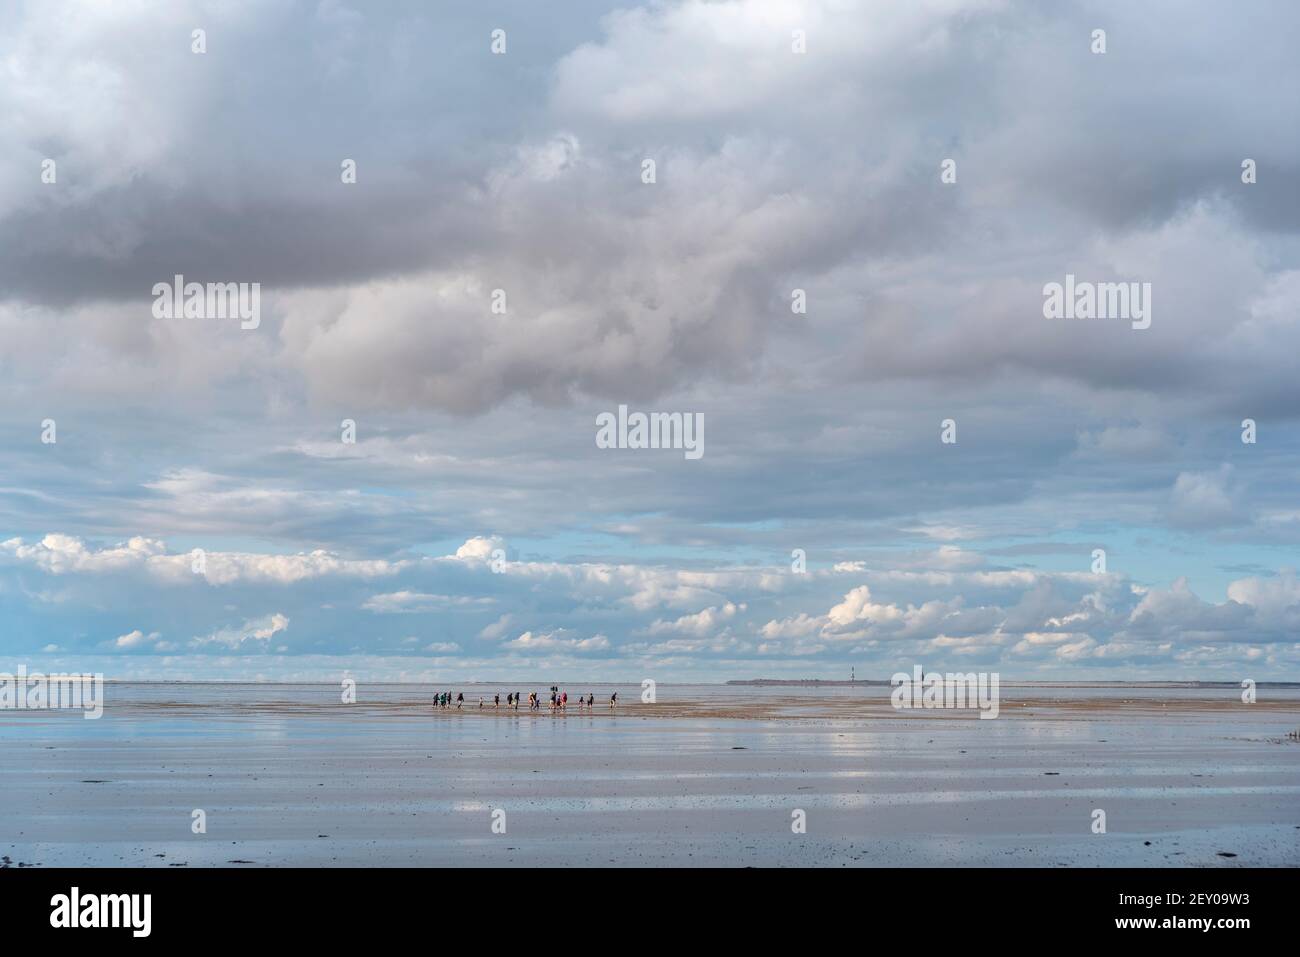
[
  {"x1": 727, "y1": 678, "x2": 892, "y2": 687},
  {"x1": 50, "y1": 677, "x2": 1300, "y2": 688}
]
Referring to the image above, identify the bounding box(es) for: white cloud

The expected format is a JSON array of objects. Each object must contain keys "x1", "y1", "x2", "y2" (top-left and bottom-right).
[
  {"x1": 363, "y1": 591, "x2": 490, "y2": 613},
  {"x1": 827, "y1": 585, "x2": 905, "y2": 629},
  {"x1": 451, "y1": 536, "x2": 503, "y2": 562},
  {"x1": 191, "y1": 613, "x2": 290, "y2": 650},
  {"x1": 1, "y1": 534, "x2": 406, "y2": 585},
  {"x1": 477, "y1": 613, "x2": 514, "y2": 641},
  {"x1": 644, "y1": 602, "x2": 744, "y2": 637},
  {"x1": 503, "y1": 630, "x2": 611, "y2": 653},
  {"x1": 3, "y1": 534, "x2": 165, "y2": 574},
  {"x1": 1226, "y1": 569, "x2": 1300, "y2": 618},
  {"x1": 113, "y1": 629, "x2": 157, "y2": 650}
]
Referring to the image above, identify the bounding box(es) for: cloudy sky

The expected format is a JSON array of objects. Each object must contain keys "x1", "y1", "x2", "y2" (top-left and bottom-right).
[{"x1": 1, "y1": 0, "x2": 1298, "y2": 682}]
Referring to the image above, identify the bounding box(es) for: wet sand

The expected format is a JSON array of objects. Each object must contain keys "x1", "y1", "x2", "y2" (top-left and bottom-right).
[{"x1": 2, "y1": 683, "x2": 1297, "y2": 867}]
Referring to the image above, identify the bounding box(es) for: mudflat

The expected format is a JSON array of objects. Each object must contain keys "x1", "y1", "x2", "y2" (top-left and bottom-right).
[{"x1": 2, "y1": 682, "x2": 1296, "y2": 867}]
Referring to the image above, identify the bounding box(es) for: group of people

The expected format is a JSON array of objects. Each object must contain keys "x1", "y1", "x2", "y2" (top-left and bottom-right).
[{"x1": 432, "y1": 688, "x2": 619, "y2": 712}]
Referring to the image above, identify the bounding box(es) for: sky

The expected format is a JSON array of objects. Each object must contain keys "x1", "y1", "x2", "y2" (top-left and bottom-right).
[{"x1": 1, "y1": 0, "x2": 1298, "y2": 683}]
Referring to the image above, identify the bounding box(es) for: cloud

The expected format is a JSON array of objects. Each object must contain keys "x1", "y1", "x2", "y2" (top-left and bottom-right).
[
  {"x1": 1, "y1": 534, "x2": 406, "y2": 585},
  {"x1": 644, "y1": 601, "x2": 744, "y2": 637},
  {"x1": 477, "y1": 614, "x2": 514, "y2": 641},
  {"x1": 1168, "y1": 466, "x2": 1243, "y2": 529},
  {"x1": 113, "y1": 629, "x2": 157, "y2": 650},
  {"x1": 827, "y1": 585, "x2": 905, "y2": 629},
  {"x1": 1226, "y1": 569, "x2": 1300, "y2": 619},
  {"x1": 191, "y1": 613, "x2": 290, "y2": 651},
  {"x1": 1073, "y1": 425, "x2": 1175, "y2": 461},
  {"x1": 503, "y1": 631, "x2": 611, "y2": 653},
  {"x1": 362, "y1": 591, "x2": 490, "y2": 613},
  {"x1": 450, "y1": 537, "x2": 504, "y2": 562},
  {"x1": 3, "y1": 534, "x2": 166, "y2": 574},
  {"x1": 2, "y1": 1, "x2": 1299, "y2": 681}
]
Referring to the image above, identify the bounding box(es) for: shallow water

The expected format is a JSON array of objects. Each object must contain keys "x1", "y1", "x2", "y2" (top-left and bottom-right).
[{"x1": 1, "y1": 683, "x2": 1297, "y2": 867}]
